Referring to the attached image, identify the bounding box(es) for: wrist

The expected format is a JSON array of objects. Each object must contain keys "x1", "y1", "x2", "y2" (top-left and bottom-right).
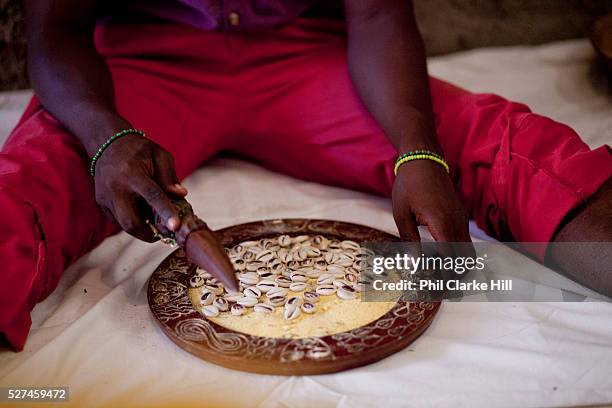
[
  {"x1": 80, "y1": 114, "x2": 134, "y2": 156},
  {"x1": 89, "y1": 128, "x2": 147, "y2": 177},
  {"x1": 393, "y1": 111, "x2": 442, "y2": 155}
]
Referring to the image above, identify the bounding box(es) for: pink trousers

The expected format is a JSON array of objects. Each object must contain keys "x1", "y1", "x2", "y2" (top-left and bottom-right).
[{"x1": 1, "y1": 19, "x2": 610, "y2": 350}]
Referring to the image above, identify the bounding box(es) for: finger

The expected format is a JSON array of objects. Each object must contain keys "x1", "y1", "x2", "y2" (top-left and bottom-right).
[
  {"x1": 425, "y1": 209, "x2": 471, "y2": 242},
  {"x1": 393, "y1": 207, "x2": 423, "y2": 268},
  {"x1": 112, "y1": 198, "x2": 156, "y2": 242},
  {"x1": 132, "y1": 177, "x2": 181, "y2": 231},
  {"x1": 426, "y1": 213, "x2": 476, "y2": 271},
  {"x1": 153, "y1": 149, "x2": 187, "y2": 197},
  {"x1": 393, "y1": 208, "x2": 421, "y2": 243},
  {"x1": 452, "y1": 216, "x2": 477, "y2": 261},
  {"x1": 426, "y1": 216, "x2": 461, "y2": 259}
]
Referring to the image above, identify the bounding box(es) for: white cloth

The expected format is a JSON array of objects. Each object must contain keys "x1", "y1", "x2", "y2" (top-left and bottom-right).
[{"x1": 1, "y1": 39, "x2": 611, "y2": 408}]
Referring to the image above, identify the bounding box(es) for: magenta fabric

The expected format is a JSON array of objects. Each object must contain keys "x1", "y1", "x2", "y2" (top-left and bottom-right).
[
  {"x1": 1, "y1": 19, "x2": 611, "y2": 351},
  {"x1": 105, "y1": 0, "x2": 316, "y2": 31}
]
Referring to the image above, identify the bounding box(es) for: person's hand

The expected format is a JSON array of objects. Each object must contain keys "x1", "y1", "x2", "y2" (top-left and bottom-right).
[
  {"x1": 392, "y1": 159, "x2": 471, "y2": 244},
  {"x1": 94, "y1": 135, "x2": 188, "y2": 241}
]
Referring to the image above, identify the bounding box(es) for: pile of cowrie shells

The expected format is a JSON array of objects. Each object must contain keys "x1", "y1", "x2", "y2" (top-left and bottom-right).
[{"x1": 189, "y1": 234, "x2": 371, "y2": 321}]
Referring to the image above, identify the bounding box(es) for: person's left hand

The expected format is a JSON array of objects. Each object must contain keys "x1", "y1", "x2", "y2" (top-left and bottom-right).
[{"x1": 392, "y1": 159, "x2": 471, "y2": 244}]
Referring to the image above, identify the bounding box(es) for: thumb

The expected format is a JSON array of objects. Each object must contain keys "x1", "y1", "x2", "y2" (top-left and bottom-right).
[{"x1": 153, "y1": 149, "x2": 187, "y2": 196}]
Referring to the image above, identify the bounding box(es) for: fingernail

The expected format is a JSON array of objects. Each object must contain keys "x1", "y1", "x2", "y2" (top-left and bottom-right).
[{"x1": 168, "y1": 217, "x2": 179, "y2": 231}]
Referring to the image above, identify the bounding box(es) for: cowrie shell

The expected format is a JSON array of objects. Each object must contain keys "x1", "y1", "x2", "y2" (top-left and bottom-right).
[
  {"x1": 306, "y1": 247, "x2": 321, "y2": 257},
  {"x1": 223, "y1": 292, "x2": 245, "y2": 302},
  {"x1": 237, "y1": 297, "x2": 258, "y2": 307},
  {"x1": 284, "y1": 298, "x2": 302, "y2": 318},
  {"x1": 345, "y1": 266, "x2": 360, "y2": 275},
  {"x1": 256, "y1": 250, "x2": 275, "y2": 263},
  {"x1": 326, "y1": 265, "x2": 345, "y2": 275},
  {"x1": 316, "y1": 284, "x2": 336, "y2": 296},
  {"x1": 189, "y1": 275, "x2": 205, "y2": 288},
  {"x1": 205, "y1": 284, "x2": 224, "y2": 295},
  {"x1": 344, "y1": 273, "x2": 358, "y2": 283},
  {"x1": 254, "y1": 303, "x2": 274, "y2": 314},
  {"x1": 232, "y1": 258, "x2": 247, "y2": 271},
  {"x1": 312, "y1": 235, "x2": 328, "y2": 245},
  {"x1": 231, "y1": 303, "x2": 246, "y2": 316},
  {"x1": 266, "y1": 287, "x2": 288, "y2": 298},
  {"x1": 268, "y1": 295, "x2": 287, "y2": 306},
  {"x1": 324, "y1": 252, "x2": 339, "y2": 264},
  {"x1": 260, "y1": 238, "x2": 275, "y2": 249},
  {"x1": 316, "y1": 274, "x2": 335, "y2": 285},
  {"x1": 303, "y1": 291, "x2": 320, "y2": 303},
  {"x1": 300, "y1": 258, "x2": 314, "y2": 267},
  {"x1": 328, "y1": 242, "x2": 342, "y2": 250},
  {"x1": 337, "y1": 285, "x2": 357, "y2": 300},
  {"x1": 277, "y1": 249, "x2": 292, "y2": 263},
  {"x1": 301, "y1": 302, "x2": 316, "y2": 314},
  {"x1": 284, "y1": 306, "x2": 301, "y2": 321},
  {"x1": 239, "y1": 272, "x2": 259, "y2": 285},
  {"x1": 289, "y1": 282, "x2": 308, "y2": 292},
  {"x1": 333, "y1": 279, "x2": 350, "y2": 288},
  {"x1": 202, "y1": 305, "x2": 220, "y2": 317},
  {"x1": 341, "y1": 240, "x2": 360, "y2": 250},
  {"x1": 275, "y1": 276, "x2": 292, "y2": 288},
  {"x1": 268, "y1": 258, "x2": 282, "y2": 268},
  {"x1": 244, "y1": 287, "x2": 262, "y2": 298},
  {"x1": 278, "y1": 235, "x2": 292, "y2": 247},
  {"x1": 200, "y1": 290, "x2": 215, "y2": 306},
  {"x1": 305, "y1": 268, "x2": 322, "y2": 278},
  {"x1": 256, "y1": 280, "x2": 277, "y2": 293},
  {"x1": 242, "y1": 251, "x2": 256, "y2": 261},
  {"x1": 286, "y1": 296, "x2": 303, "y2": 308},
  {"x1": 287, "y1": 260, "x2": 301, "y2": 269},
  {"x1": 213, "y1": 297, "x2": 229, "y2": 311},
  {"x1": 293, "y1": 248, "x2": 307, "y2": 261},
  {"x1": 270, "y1": 262, "x2": 284, "y2": 274},
  {"x1": 246, "y1": 261, "x2": 264, "y2": 271},
  {"x1": 258, "y1": 271, "x2": 274, "y2": 279},
  {"x1": 290, "y1": 272, "x2": 307, "y2": 283}
]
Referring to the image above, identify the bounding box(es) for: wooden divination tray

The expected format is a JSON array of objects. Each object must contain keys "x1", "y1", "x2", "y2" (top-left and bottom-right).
[{"x1": 147, "y1": 219, "x2": 440, "y2": 375}]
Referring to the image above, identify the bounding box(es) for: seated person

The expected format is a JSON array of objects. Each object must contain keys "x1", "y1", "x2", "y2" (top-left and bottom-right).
[{"x1": 1, "y1": 0, "x2": 610, "y2": 350}]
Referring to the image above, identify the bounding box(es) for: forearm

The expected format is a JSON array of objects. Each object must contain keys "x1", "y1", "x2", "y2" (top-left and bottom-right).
[
  {"x1": 27, "y1": 4, "x2": 128, "y2": 155},
  {"x1": 345, "y1": 1, "x2": 440, "y2": 153}
]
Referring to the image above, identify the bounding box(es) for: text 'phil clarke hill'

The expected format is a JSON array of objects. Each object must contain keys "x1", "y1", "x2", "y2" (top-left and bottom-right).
[{"x1": 372, "y1": 279, "x2": 513, "y2": 292}]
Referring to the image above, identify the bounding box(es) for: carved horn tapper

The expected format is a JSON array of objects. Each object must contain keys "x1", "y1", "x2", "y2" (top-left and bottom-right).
[{"x1": 148, "y1": 198, "x2": 239, "y2": 292}]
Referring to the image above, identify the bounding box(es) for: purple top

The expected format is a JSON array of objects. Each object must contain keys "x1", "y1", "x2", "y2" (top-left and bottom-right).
[{"x1": 107, "y1": 0, "x2": 320, "y2": 31}]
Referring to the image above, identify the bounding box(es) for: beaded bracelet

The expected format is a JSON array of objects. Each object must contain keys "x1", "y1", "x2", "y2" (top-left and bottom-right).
[
  {"x1": 394, "y1": 149, "x2": 450, "y2": 176},
  {"x1": 89, "y1": 128, "x2": 146, "y2": 177}
]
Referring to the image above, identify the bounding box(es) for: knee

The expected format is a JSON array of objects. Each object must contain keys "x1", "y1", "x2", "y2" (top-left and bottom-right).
[{"x1": 0, "y1": 189, "x2": 48, "y2": 350}]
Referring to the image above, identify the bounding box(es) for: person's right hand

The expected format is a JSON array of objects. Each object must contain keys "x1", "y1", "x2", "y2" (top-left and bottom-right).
[{"x1": 93, "y1": 135, "x2": 188, "y2": 241}]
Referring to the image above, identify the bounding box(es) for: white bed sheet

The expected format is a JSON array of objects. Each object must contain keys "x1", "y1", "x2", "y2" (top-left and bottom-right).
[{"x1": 1, "y1": 39, "x2": 611, "y2": 408}]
